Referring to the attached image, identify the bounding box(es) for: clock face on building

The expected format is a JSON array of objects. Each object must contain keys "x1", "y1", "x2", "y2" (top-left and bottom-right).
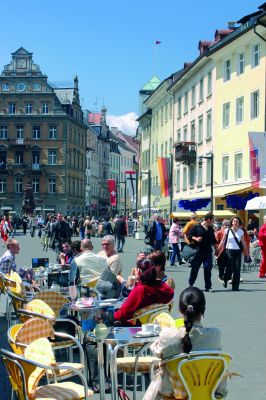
[
  {"x1": 16, "y1": 58, "x2": 27, "y2": 69},
  {"x1": 16, "y1": 82, "x2": 26, "y2": 92}
]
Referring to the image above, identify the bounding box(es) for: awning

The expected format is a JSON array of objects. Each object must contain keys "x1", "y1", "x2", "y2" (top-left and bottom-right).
[
  {"x1": 1, "y1": 206, "x2": 13, "y2": 211},
  {"x1": 171, "y1": 210, "x2": 236, "y2": 219},
  {"x1": 245, "y1": 196, "x2": 266, "y2": 210}
]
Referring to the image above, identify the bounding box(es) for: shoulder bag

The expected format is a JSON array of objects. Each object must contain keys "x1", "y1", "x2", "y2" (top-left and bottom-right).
[{"x1": 230, "y1": 228, "x2": 243, "y2": 252}]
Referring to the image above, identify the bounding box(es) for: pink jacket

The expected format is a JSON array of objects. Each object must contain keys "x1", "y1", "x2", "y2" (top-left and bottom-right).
[{"x1": 169, "y1": 223, "x2": 181, "y2": 244}]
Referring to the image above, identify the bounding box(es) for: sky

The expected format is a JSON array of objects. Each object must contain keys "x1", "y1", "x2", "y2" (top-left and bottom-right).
[{"x1": 0, "y1": 0, "x2": 261, "y2": 134}]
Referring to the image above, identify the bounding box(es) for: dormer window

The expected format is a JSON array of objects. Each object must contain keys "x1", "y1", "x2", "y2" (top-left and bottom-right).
[
  {"x1": 32, "y1": 83, "x2": 41, "y2": 91},
  {"x1": 2, "y1": 83, "x2": 9, "y2": 91}
]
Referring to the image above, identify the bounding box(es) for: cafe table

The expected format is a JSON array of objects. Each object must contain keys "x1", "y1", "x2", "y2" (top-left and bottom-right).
[{"x1": 87, "y1": 326, "x2": 159, "y2": 400}]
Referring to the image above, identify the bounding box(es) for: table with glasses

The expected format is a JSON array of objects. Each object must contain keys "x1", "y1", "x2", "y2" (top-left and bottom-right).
[{"x1": 87, "y1": 326, "x2": 159, "y2": 400}]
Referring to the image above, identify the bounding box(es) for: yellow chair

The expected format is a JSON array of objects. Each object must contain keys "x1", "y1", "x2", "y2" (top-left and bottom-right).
[
  {"x1": 129, "y1": 303, "x2": 171, "y2": 325},
  {"x1": 178, "y1": 355, "x2": 228, "y2": 400},
  {"x1": 160, "y1": 351, "x2": 232, "y2": 400},
  {"x1": 7, "y1": 318, "x2": 86, "y2": 382},
  {"x1": 1, "y1": 338, "x2": 93, "y2": 400},
  {"x1": 34, "y1": 290, "x2": 69, "y2": 316}
]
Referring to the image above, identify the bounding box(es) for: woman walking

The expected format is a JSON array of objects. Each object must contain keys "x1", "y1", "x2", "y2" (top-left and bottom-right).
[
  {"x1": 168, "y1": 217, "x2": 184, "y2": 266},
  {"x1": 0, "y1": 215, "x2": 11, "y2": 245},
  {"x1": 218, "y1": 216, "x2": 247, "y2": 291}
]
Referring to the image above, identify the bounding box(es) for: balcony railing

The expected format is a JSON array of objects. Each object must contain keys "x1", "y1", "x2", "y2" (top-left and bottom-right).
[
  {"x1": 32, "y1": 163, "x2": 40, "y2": 170},
  {"x1": 174, "y1": 141, "x2": 197, "y2": 165},
  {"x1": 16, "y1": 138, "x2": 24, "y2": 145}
]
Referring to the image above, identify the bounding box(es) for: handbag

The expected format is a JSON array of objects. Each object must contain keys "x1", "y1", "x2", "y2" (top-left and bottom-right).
[
  {"x1": 181, "y1": 245, "x2": 198, "y2": 262},
  {"x1": 230, "y1": 229, "x2": 243, "y2": 252}
]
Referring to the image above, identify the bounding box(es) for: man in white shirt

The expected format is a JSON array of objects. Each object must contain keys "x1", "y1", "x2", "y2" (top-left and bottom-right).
[
  {"x1": 98, "y1": 235, "x2": 123, "y2": 275},
  {"x1": 68, "y1": 239, "x2": 107, "y2": 286}
]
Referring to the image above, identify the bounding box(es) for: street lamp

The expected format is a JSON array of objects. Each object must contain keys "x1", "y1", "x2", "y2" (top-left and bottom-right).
[{"x1": 198, "y1": 153, "x2": 214, "y2": 214}]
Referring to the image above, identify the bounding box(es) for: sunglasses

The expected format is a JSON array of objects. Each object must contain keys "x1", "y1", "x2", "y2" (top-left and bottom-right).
[{"x1": 102, "y1": 243, "x2": 111, "y2": 246}]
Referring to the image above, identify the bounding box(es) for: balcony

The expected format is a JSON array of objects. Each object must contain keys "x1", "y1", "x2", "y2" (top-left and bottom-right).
[
  {"x1": 8, "y1": 138, "x2": 30, "y2": 147},
  {"x1": 32, "y1": 163, "x2": 40, "y2": 171},
  {"x1": 174, "y1": 141, "x2": 197, "y2": 165}
]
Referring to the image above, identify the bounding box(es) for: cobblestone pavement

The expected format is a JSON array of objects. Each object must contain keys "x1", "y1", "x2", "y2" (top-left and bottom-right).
[{"x1": 0, "y1": 231, "x2": 265, "y2": 399}]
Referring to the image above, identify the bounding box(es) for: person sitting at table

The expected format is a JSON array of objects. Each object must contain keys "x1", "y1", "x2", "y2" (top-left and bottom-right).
[
  {"x1": 68, "y1": 239, "x2": 107, "y2": 287},
  {"x1": 114, "y1": 259, "x2": 174, "y2": 326},
  {"x1": 98, "y1": 235, "x2": 123, "y2": 276},
  {"x1": 58, "y1": 239, "x2": 74, "y2": 268},
  {"x1": 144, "y1": 286, "x2": 226, "y2": 400},
  {"x1": 148, "y1": 251, "x2": 175, "y2": 289}
]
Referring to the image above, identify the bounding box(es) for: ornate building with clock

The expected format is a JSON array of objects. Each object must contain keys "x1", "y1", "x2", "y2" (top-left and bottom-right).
[{"x1": 0, "y1": 47, "x2": 86, "y2": 215}]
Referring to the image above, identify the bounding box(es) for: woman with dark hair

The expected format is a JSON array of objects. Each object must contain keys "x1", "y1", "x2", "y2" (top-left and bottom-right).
[
  {"x1": 148, "y1": 251, "x2": 175, "y2": 289},
  {"x1": 169, "y1": 217, "x2": 184, "y2": 266},
  {"x1": 218, "y1": 216, "x2": 247, "y2": 291},
  {"x1": 144, "y1": 287, "x2": 224, "y2": 399},
  {"x1": 114, "y1": 258, "x2": 174, "y2": 326}
]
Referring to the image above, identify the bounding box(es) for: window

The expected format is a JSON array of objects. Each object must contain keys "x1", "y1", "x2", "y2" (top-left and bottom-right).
[
  {"x1": 32, "y1": 126, "x2": 40, "y2": 139},
  {"x1": 165, "y1": 103, "x2": 168, "y2": 122},
  {"x1": 223, "y1": 102, "x2": 230, "y2": 129},
  {"x1": 184, "y1": 92, "x2": 188, "y2": 113},
  {"x1": 237, "y1": 52, "x2": 245, "y2": 75},
  {"x1": 191, "y1": 121, "x2": 195, "y2": 141},
  {"x1": 236, "y1": 97, "x2": 244, "y2": 124},
  {"x1": 224, "y1": 59, "x2": 231, "y2": 82},
  {"x1": 31, "y1": 178, "x2": 40, "y2": 193},
  {"x1": 32, "y1": 151, "x2": 40, "y2": 165},
  {"x1": 251, "y1": 90, "x2": 259, "y2": 119},
  {"x1": 177, "y1": 129, "x2": 181, "y2": 143},
  {"x1": 0, "y1": 178, "x2": 6, "y2": 193},
  {"x1": 183, "y1": 126, "x2": 187, "y2": 142},
  {"x1": 235, "y1": 153, "x2": 243, "y2": 180},
  {"x1": 152, "y1": 144, "x2": 154, "y2": 162},
  {"x1": 169, "y1": 98, "x2": 173, "y2": 118},
  {"x1": 16, "y1": 126, "x2": 24, "y2": 139},
  {"x1": 155, "y1": 143, "x2": 158, "y2": 158},
  {"x1": 206, "y1": 110, "x2": 212, "y2": 139},
  {"x1": 189, "y1": 165, "x2": 195, "y2": 188},
  {"x1": 15, "y1": 151, "x2": 23, "y2": 164},
  {"x1": 222, "y1": 155, "x2": 229, "y2": 182},
  {"x1": 25, "y1": 103, "x2": 32, "y2": 114},
  {"x1": 177, "y1": 97, "x2": 182, "y2": 117},
  {"x1": 165, "y1": 141, "x2": 168, "y2": 157},
  {"x1": 207, "y1": 71, "x2": 212, "y2": 95},
  {"x1": 0, "y1": 126, "x2": 7, "y2": 139},
  {"x1": 2, "y1": 83, "x2": 9, "y2": 91},
  {"x1": 198, "y1": 116, "x2": 203, "y2": 143},
  {"x1": 182, "y1": 167, "x2": 187, "y2": 190},
  {"x1": 206, "y1": 158, "x2": 212, "y2": 184},
  {"x1": 199, "y1": 78, "x2": 204, "y2": 101},
  {"x1": 42, "y1": 103, "x2": 49, "y2": 114},
  {"x1": 49, "y1": 126, "x2": 57, "y2": 139},
  {"x1": 48, "y1": 150, "x2": 57, "y2": 165},
  {"x1": 198, "y1": 162, "x2": 203, "y2": 187},
  {"x1": 32, "y1": 83, "x2": 41, "y2": 91},
  {"x1": 9, "y1": 103, "x2": 16, "y2": 114},
  {"x1": 48, "y1": 178, "x2": 56, "y2": 193},
  {"x1": 251, "y1": 44, "x2": 260, "y2": 68},
  {"x1": 161, "y1": 144, "x2": 164, "y2": 157},
  {"x1": 160, "y1": 108, "x2": 163, "y2": 125},
  {"x1": 169, "y1": 137, "x2": 172, "y2": 152},
  {"x1": 15, "y1": 178, "x2": 23, "y2": 193},
  {"x1": 176, "y1": 169, "x2": 180, "y2": 192},
  {"x1": 191, "y1": 86, "x2": 196, "y2": 108}
]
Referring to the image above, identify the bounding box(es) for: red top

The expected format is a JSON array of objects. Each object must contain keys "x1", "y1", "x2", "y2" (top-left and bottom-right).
[
  {"x1": 258, "y1": 223, "x2": 266, "y2": 247},
  {"x1": 114, "y1": 281, "x2": 174, "y2": 326}
]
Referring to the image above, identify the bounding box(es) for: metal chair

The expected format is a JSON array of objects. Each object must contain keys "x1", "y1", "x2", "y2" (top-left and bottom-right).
[{"x1": 1, "y1": 338, "x2": 93, "y2": 400}]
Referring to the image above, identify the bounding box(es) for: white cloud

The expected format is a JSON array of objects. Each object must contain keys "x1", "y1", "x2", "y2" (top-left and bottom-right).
[{"x1": 107, "y1": 112, "x2": 138, "y2": 136}]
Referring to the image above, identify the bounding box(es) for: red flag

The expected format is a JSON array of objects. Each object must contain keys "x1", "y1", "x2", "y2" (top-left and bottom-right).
[
  {"x1": 107, "y1": 179, "x2": 116, "y2": 206},
  {"x1": 155, "y1": 40, "x2": 162, "y2": 44}
]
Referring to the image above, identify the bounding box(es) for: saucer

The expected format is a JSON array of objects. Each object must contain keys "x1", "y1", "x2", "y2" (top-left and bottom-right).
[{"x1": 133, "y1": 331, "x2": 158, "y2": 337}]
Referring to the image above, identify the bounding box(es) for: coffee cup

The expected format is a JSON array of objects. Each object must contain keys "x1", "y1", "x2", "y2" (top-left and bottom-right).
[{"x1": 142, "y1": 324, "x2": 154, "y2": 334}]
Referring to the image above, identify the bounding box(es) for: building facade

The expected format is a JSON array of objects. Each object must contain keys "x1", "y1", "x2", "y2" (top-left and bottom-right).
[{"x1": 0, "y1": 47, "x2": 86, "y2": 215}]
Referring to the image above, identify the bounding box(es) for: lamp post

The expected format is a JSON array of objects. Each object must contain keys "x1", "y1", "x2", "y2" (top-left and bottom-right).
[
  {"x1": 140, "y1": 170, "x2": 151, "y2": 218},
  {"x1": 198, "y1": 153, "x2": 214, "y2": 214}
]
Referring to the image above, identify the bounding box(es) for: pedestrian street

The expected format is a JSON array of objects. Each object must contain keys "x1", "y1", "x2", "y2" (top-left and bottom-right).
[{"x1": 0, "y1": 232, "x2": 265, "y2": 399}]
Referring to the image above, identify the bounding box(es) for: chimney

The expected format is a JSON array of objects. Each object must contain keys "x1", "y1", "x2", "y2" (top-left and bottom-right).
[{"x1": 227, "y1": 21, "x2": 237, "y2": 30}]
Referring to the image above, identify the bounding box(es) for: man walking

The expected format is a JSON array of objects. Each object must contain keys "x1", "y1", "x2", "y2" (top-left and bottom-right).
[
  {"x1": 188, "y1": 213, "x2": 217, "y2": 292},
  {"x1": 115, "y1": 215, "x2": 127, "y2": 252},
  {"x1": 50, "y1": 213, "x2": 72, "y2": 255},
  {"x1": 147, "y1": 214, "x2": 166, "y2": 251}
]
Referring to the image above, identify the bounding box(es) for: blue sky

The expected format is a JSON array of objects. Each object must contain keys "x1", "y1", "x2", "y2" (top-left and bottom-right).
[{"x1": 0, "y1": 0, "x2": 260, "y2": 133}]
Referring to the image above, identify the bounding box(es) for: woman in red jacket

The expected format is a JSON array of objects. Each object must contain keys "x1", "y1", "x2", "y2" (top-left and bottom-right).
[{"x1": 114, "y1": 259, "x2": 174, "y2": 326}]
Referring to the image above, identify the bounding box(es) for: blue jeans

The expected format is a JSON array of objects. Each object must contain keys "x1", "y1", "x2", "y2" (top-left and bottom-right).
[{"x1": 170, "y1": 243, "x2": 182, "y2": 265}]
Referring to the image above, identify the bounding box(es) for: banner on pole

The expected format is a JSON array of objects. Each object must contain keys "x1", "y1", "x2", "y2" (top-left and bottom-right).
[
  {"x1": 157, "y1": 157, "x2": 170, "y2": 197},
  {"x1": 107, "y1": 179, "x2": 116, "y2": 206}
]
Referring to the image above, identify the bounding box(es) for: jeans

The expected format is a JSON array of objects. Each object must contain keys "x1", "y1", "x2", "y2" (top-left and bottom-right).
[
  {"x1": 117, "y1": 235, "x2": 125, "y2": 251},
  {"x1": 154, "y1": 239, "x2": 162, "y2": 251},
  {"x1": 79, "y1": 228, "x2": 85, "y2": 240},
  {"x1": 170, "y1": 243, "x2": 182, "y2": 265},
  {"x1": 189, "y1": 250, "x2": 213, "y2": 290},
  {"x1": 224, "y1": 249, "x2": 242, "y2": 290}
]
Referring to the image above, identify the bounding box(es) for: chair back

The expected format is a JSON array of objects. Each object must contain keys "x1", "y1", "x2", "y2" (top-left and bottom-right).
[
  {"x1": 131, "y1": 303, "x2": 170, "y2": 325},
  {"x1": 24, "y1": 298, "x2": 55, "y2": 318},
  {"x1": 6, "y1": 289, "x2": 26, "y2": 312},
  {"x1": 8, "y1": 318, "x2": 54, "y2": 355},
  {"x1": 163, "y1": 351, "x2": 231, "y2": 400},
  {"x1": 34, "y1": 290, "x2": 68, "y2": 316},
  {"x1": 178, "y1": 356, "x2": 226, "y2": 400},
  {"x1": 152, "y1": 312, "x2": 175, "y2": 328},
  {"x1": 0, "y1": 349, "x2": 27, "y2": 400}
]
